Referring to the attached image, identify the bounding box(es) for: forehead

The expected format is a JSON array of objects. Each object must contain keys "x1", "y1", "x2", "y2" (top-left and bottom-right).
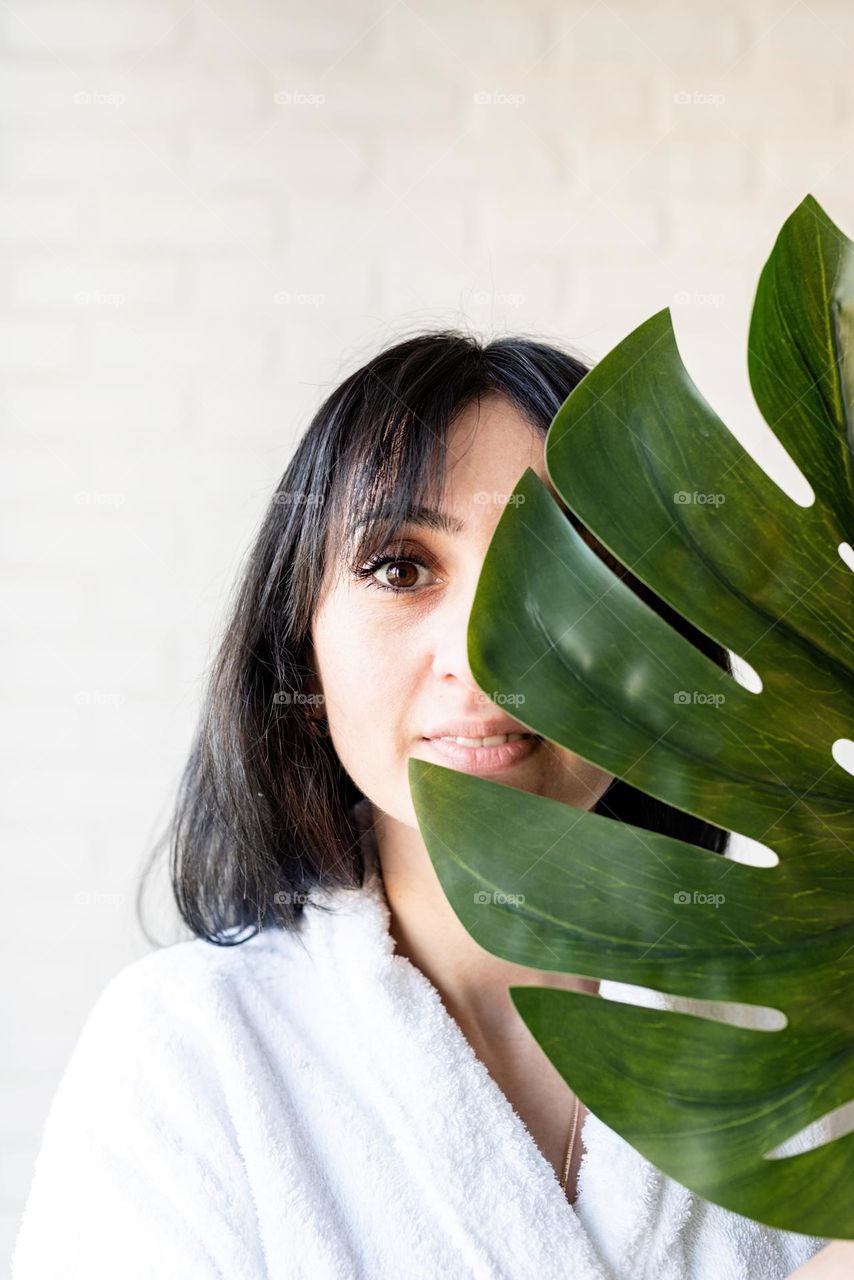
[
  {"x1": 440, "y1": 395, "x2": 546, "y2": 499},
  {"x1": 315, "y1": 393, "x2": 553, "y2": 611},
  {"x1": 324, "y1": 392, "x2": 547, "y2": 568}
]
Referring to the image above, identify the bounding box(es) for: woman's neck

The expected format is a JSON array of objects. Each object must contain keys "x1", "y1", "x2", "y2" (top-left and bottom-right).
[{"x1": 371, "y1": 806, "x2": 599, "y2": 1046}]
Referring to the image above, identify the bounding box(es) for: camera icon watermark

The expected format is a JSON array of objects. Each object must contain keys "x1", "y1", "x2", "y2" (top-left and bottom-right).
[
  {"x1": 673, "y1": 890, "x2": 725, "y2": 907},
  {"x1": 673, "y1": 491, "x2": 726, "y2": 506},
  {"x1": 673, "y1": 90, "x2": 725, "y2": 107},
  {"x1": 73, "y1": 90, "x2": 125, "y2": 107},
  {"x1": 488, "y1": 691, "x2": 526, "y2": 707},
  {"x1": 272, "y1": 691, "x2": 325, "y2": 706},
  {"x1": 672, "y1": 290, "x2": 725, "y2": 308},
  {"x1": 673, "y1": 690, "x2": 726, "y2": 707},
  {"x1": 74, "y1": 290, "x2": 126, "y2": 307},
  {"x1": 273, "y1": 290, "x2": 326, "y2": 307},
  {"x1": 273, "y1": 489, "x2": 324, "y2": 506},
  {"x1": 473, "y1": 889, "x2": 526, "y2": 907},
  {"x1": 473, "y1": 489, "x2": 526, "y2": 507},
  {"x1": 473, "y1": 90, "x2": 526, "y2": 108},
  {"x1": 471, "y1": 289, "x2": 525, "y2": 307},
  {"x1": 73, "y1": 889, "x2": 126, "y2": 906},
  {"x1": 73, "y1": 489, "x2": 126, "y2": 507},
  {"x1": 273, "y1": 90, "x2": 325, "y2": 108}
]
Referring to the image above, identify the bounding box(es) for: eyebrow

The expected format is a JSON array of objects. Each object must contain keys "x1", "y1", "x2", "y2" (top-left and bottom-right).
[{"x1": 350, "y1": 503, "x2": 465, "y2": 537}]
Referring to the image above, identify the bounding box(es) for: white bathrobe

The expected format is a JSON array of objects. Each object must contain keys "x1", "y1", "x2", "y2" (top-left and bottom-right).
[{"x1": 12, "y1": 812, "x2": 831, "y2": 1280}]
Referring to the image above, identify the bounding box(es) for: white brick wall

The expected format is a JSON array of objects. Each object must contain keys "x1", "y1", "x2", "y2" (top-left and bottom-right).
[{"x1": 4, "y1": 0, "x2": 853, "y2": 1266}]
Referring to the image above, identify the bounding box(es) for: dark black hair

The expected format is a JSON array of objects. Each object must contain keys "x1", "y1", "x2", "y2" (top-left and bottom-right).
[{"x1": 138, "y1": 328, "x2": 732, "y2": 947}]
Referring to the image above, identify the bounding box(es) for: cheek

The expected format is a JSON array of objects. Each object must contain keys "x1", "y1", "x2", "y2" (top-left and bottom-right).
[
  {"x1": 314, "y1": 600, "x2": 415, "y2": 743},
  {"x1": 318, "y1": 623, "x2": 418, "y2": 815}
]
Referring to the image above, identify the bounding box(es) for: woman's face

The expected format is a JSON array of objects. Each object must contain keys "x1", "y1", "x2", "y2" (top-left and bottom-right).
[{"x1": 310, "y1": 392, "x2": 615, "y2": 830}]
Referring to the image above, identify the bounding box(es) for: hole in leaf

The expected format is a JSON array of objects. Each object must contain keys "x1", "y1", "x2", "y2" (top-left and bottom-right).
[
  {"x1": 764, "y1": 1097, "x2": 854, "y2": 1159},
  {"x1": 728, "y1": 651, "x2": 763, "y2": 694},
  {"x1": 599, "y1": 980, "x2": 786, "y2": 1030},
  {"x1": 725, "y1": 832, "x2": 780, "y2": 867},
  {"x1": 832, "y1": 738, "x2": 854, "y2": 779}
]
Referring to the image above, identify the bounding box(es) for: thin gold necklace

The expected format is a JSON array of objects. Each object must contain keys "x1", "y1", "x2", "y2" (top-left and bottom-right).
[{"x1": 560, "y1": 1094, "x2": 582, "y2": 1198}]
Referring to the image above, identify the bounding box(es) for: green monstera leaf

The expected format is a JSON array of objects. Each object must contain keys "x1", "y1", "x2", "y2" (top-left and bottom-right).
[{"x1": 408, "y1": 193, "x2": 854, "y2": 1238}]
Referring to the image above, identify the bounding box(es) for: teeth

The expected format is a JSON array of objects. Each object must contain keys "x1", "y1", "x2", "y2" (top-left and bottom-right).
[{"x1": 438, "y1": 733, "x2": 530, "y2": 747}]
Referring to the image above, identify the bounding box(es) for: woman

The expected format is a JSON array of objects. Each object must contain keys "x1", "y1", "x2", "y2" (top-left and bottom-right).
[{"x1": 12, "y1": 332, "x2": 847, "y2": 1278}]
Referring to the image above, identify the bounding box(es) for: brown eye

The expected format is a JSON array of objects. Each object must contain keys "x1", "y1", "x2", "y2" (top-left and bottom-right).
[
  {"x1": 382, "y1": 560, "x2": 419, "y2": 589},
  {"x1": 352, "y1": 546, "x2": 439, "y2": 595}
]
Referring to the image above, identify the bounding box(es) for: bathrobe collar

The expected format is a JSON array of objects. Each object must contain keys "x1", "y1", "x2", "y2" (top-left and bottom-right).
[{"x1": 298, "y1": 801, "x2": 685, "y2": 1280}]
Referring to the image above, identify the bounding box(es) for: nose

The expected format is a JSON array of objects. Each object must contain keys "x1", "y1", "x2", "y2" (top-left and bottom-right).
[{"x1": 428, "y1": 575, "x2": 484, "y2": 696}]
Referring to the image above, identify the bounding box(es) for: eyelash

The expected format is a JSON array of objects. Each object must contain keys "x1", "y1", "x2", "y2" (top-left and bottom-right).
[{"x1": 352, "y1": 545, "x2": 438, "y2": 595}]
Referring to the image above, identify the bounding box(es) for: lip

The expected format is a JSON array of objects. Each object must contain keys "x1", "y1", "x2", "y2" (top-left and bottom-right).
[
  {"x1": 420, "y1": 733, "x2": 541, "y2": 775},
  {"x1": 423, "y1": 717, "x2": 539, "y2": 740}
]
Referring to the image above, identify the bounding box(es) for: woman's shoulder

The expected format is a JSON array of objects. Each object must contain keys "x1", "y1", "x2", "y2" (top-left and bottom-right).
[
  {"x1": 12, "y1": 927, "x2": 312, "y2": 1280},
  {"x1": 18, "y1": 925, "x2": 320, "y2": 1220},
  {"x1": 83, "y1": 921, "x2": 315, "y2": 1043},
  {"x1": 110, "y1": 919, "x2": 310, "y2": 988},
  {"x1": 70, "y1": 883, "x2": 388, "y2": 1077},
  {"x1": 31, "y1": 923, "x2": 322, "y2": 1126}
]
